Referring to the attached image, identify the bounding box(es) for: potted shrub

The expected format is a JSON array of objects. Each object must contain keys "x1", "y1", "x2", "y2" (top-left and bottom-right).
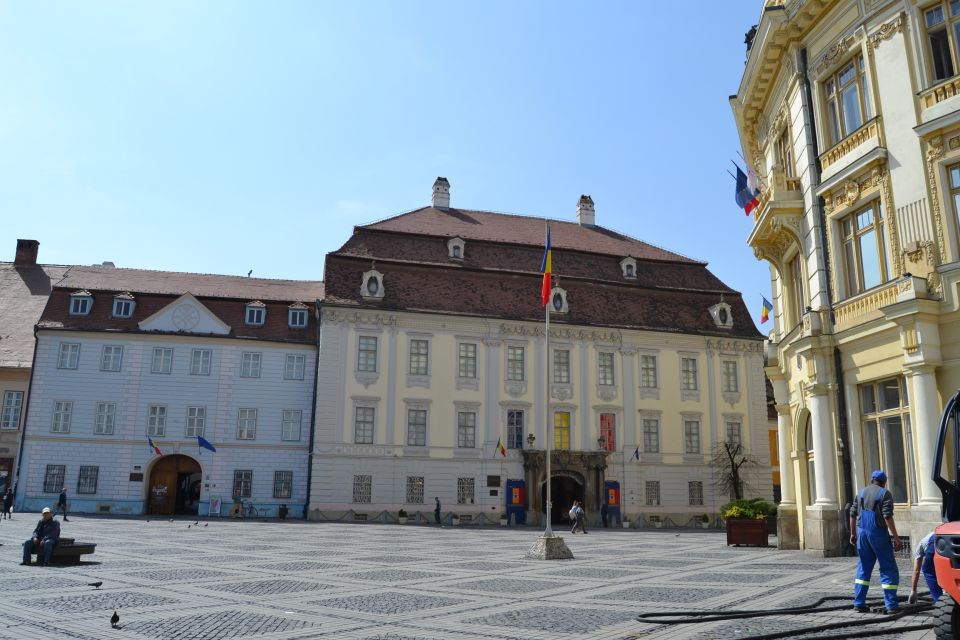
[
  {"x1": 451, "y1": 515, "x2": 460, "y2": 526},
  {"x1": 398, "y1": 509, "x2": 408, "y2": 525},
  {"x1": 722, "y1": 498, "x2": 775, "y2": 546},
  {"x1": 278, "y1": 504, "x2": 289, "y2": 520},
  {"x1": 622, "y1": 517, "x2": 631, "y2": 529},
  {"x1": 499, "y1": 513, "x2": 508, "y2": 527},
  {"x1": 651, "y1": 516, "x2": 663, "y2": 529},
  {"x1": 700, "y1": 513, "x2": 710, "y2": 529}
]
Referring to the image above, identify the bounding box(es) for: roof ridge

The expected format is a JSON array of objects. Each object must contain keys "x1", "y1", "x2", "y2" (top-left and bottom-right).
[{"x1": 63, "y1": 264, "x2": 323, "y2": 284}]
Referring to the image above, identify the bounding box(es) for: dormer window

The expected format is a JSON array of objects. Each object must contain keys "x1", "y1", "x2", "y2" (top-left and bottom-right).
[
  {"x1": 550, "y1": 287, "x2": 569, "y2": 314},
  {"x1": 708, "y1": 301, "x2": 734, "y2": 329},
  {"x1": 288, "y1": 303, "x2": 308, "y2": 328},
  {"x1": 245, "y1": 301, "x2": 266, "y2": 326},
  {"x1": 360, "y1": 269, "x2": 386, "y2": 301},
  {"x1": 619, "y1": 257, "x2": 637, "y2": 279},
  {"x1": 447, "y1": 236, "x2": 466, "y2": 260},
  {"x1": 69, "y1": 291, "x2": 93, "y2": 316},
  {"x1": 112, "y1": 293, "x2": 135, "y2": 319}
]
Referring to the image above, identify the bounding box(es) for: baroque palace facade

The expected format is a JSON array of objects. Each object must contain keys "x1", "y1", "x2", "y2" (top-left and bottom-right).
[
  {"x1": 732, "y1": 0, "x2": 960, "y2": 554},
  {"x1": 307, "y1": 179, "x2": 770, "y2": 525}
]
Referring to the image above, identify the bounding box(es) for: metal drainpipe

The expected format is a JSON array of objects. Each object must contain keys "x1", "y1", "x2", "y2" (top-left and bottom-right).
[
  {"x1": 800, "y1": 48, "x2": 855, "y2": 538},
  {"x1": 12, "y1": 327, "x2": 41, "y2": 508},
  {"x1": 302, "y1": 299, "x2": 322, "y2": 520}
]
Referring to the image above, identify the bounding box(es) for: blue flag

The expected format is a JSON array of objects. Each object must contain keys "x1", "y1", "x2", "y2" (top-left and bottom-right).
[
  {"x1": 198, "y1": 436, "x2": 217, "y2": 454},
  {"x1": 632, "y1": 446, "x2": 640, "y2": 461}
]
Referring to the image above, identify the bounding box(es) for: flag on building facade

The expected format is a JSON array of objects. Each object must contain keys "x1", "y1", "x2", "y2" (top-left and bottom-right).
[
  {"x1": 495, "y1": 437, "x2": 506, "y2": 458},
  {"x1": 198, "y1": 436, "x2": 217, "y2": 454},
  {"x1": 734, "y1": 165, "x2": 760, "y2": 215},
  {"x1": 760, "y1": 296, "x2": 772, "y2": 324},
  {"x1": 147, "y1": 436, "x2": 162, "y2": 456},
  {"x1": 632, "y1": 446, "x2": 640, "y2": 461},
  {"x1": 540, "y1": 227, "x2": 552, "y2": 306}
]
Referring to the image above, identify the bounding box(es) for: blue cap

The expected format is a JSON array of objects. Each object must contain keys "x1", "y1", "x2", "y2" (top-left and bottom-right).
[{"x1": 871, "y1": 470, "x2": 887, "y2": 483}]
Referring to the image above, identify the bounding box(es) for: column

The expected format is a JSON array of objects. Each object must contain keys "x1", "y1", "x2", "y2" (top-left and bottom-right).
[
  {"x1": 907, "y1": 365, "x2": 941, "y2": 505},
  {"x1": 807, "y1": 390, "x2": 838, "y2": 507},
  {"x1": 775, "y1": 404, "x2": 796, "y2": 507}
]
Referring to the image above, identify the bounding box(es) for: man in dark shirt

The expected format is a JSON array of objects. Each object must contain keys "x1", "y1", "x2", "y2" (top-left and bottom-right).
[
  {"x1": 849, "y1": 470, "x2": 903, "y2": 613},
  {"x1": 21, "y1": 507, "x2": 61, "y2": 566},
  {"x1": 57, "y1": 487, "x2": 68, "y2": 521}
]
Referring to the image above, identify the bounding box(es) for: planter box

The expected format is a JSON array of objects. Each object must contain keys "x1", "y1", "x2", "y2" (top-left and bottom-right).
[
  {"x1": 398, "y1": 517, "x2": 408, "y2": 524},
  {"x1": 726, "y1": 517, "x2": 768, "y2": 546},
  {"x1": 622, "y1": 521, "x2": 631, "y2": 529},
  {"x1": 499, "y1": 518, "x2": 507, "y2": 527}
]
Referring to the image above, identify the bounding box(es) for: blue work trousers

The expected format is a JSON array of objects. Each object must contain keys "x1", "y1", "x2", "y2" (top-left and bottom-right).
[
  {"x1": 22, "y1": 538, "x2": 54, "y2": 565},
  {"x1": 853, "y1": 511, "x2": 899, "y2": 610},
  {"x1": 922, "y1": 538, "x2": 943, "y2": 602}
]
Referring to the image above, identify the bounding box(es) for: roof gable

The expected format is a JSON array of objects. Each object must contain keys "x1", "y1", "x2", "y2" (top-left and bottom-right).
[{"x1": 138, "y1": 293, "x2": 231, "y2": 335}]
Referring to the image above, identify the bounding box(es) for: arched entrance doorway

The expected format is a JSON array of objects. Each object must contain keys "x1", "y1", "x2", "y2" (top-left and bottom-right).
[
  {"x1": 541, "y1": 472, "x2": 584, "y2": 524},
  {"x1": 147, "y1": 455, "x2": 202, "y2": 516}
]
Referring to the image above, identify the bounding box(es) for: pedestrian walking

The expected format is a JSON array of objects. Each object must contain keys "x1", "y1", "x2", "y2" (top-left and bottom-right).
[
  {"x1": 570, "y1": 500, "x2": 588, "y2": 534},
  {"x1": 434, "y1": 497, "x2": 441, "y2": 526},
  {"x1": 849, "y1": 470, "x2": 902, "y2": 613},
  {"x1": 56, "y1": 487, "x2": 69, "y2": 521},
  {"x1": 600, "y1": 502, "x2": 609, "y2": 528},
  {"x1": 908, "y1": 531, "x2": 942, "y2": 603},
  {"x1": 2, "y1": 488, "x2": 12, "y2": 519}
]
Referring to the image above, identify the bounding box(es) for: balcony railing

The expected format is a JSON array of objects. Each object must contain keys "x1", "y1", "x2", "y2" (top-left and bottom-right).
[
  {"x1": 819, "y1": 116, "x2": 883, "y2": 172},
  {"x1": 833, "y1": 280, "x2": 899, "y2": 332},
  {"x1": 919, "y1": 76, "x2": 960, "y2": 110}
]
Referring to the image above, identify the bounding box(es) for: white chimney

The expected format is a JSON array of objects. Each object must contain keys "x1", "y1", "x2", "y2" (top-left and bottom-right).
[
  {"x1": 432, "y1": 177, "x2": 450, "y2": 208},
  {"x1": 576, "y1": 195, "x2": 595, "y2": 226}
]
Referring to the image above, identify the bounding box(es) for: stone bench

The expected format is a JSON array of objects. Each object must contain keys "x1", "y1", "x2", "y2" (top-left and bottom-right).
[{"x1": 28, "y1": 537, "x2": 97, "y2": 565}]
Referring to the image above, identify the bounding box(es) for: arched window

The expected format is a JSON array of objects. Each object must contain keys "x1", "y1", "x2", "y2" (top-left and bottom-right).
[{"x1": 804, "y1": 417, "x2": 816, "y2": 506}]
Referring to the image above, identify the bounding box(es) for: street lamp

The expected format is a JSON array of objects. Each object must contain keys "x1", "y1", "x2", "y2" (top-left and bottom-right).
[
  {"x1": 597, "y1": 436, "x2": 606, "y2": 451},
  {"x1": 526, "y1": 433, "x2": 536, "y2": 448}
]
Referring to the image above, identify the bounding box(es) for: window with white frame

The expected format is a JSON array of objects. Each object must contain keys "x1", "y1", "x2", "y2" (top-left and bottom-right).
[
  {"x1": 553, "y1": 349, "x2": 570, "y2": 384},
  {"x1": 600, "y1": 413, "x2": 616, "y2": 452},
  {"x1": 191, "y1": 349, "x2": 212, "y2": 375},
  {"x1": 284, "y1": 354, "x2": 305, "y2": 380},
  {"x1": 147, "y1": 405, "x2": 167, "y2": 436},
  {"x1": 1, "y1": 391, "x2": 23, "y2": 430},
  {"x1": 358, "y1": 336, "x2": 378, "y2": 372},
  {"x1": 352, "y1": 474, "x2": 372, "y2": 503},
  {"x1": 44, "y1": 465, "x2": 65, "y2": 493},
  {"x1": 407, "y1": 409, "x2": 427, "y2": 446},
  {"x1": 244, "y1": 304, "x2": 265, "y2": 326},
  {"x1": 281, "y1": 409, "x2": 302, "y2": 441},
  {"x1": 406, "y1": 476, "x2": 424, "y2": 503},
  {"x1": 823, "y1": 53, "x2": 873, "y2": 146},
  {"x1": 684, "y1": 420, "x2": 701, "y2": 454},
  {"x1": 643, "y1": 418, "x2": 660, "y2": 453},
  {"x1": 725, "y1": 421, "x2": 742, "y2": 447},
  {"x1": 240, "y1": 352, "x2": 262, "y2": 378},
  {"x1": 150, "y1": 347, "x2": 173, "y2": 374},
  {"x1": 458, "y1": 342, "x2": 477, "y2": 378},
  {"x1": 681, "y1": 357, "x2": 698, "y2": 391},
  {"x1": 507, "y1": 346, "x2": 525, "y2": 381},
  {"x1": 69, "y1": 294, "x2": 92, "y2": 316},
  {"x1": 233, "y1": 470, "x2": 252, "y2": 498},
  {"x1": 775, "y1": 127, "x2": 795, "y2": 178},
  {"x1": 457, "y1": 411, "x2": 476, "y2": 448},
  {"x1": 112, "y1": 297, "x2": 135, "y2": 318},
  {"x1": 409, "y1": 339, "x2": 429, "y2": 376},
  {"x1": 51, "y1": 401, "x2": 73, "y2": 433},
  {"x1": 100, "y1": 345, "x2": 123, "y2": 372},
  {"x1": 640, "y1": 355, "x2": 658, "y2": 388},
  {"x1": 924, "y1": 1, "x2": 960, "y2": 82},
  {"x1": 721, "y1": 361, "x2": 739, "y2": 393},
  {"x1": 237, "y1": 408, "x2": 257, "y2": 439},
  {"x1": 354, "y1": 407, "x2": 374, "y2": 444},
  {"x1": 273, "y1": 471, "x2": 293, "y2": 499},
  {"x1": 457, "y1": 477, "x2": 475, "y2": 504},
  {"x1": 645, "y1": 480, "x2": 661, "y2": 506},
  {"x1": 554, "y1": 411, "x2": 571, "y2": 450},
  {"x1": 841, "y1": 202, "x2": 890, "y2": 296},
  {"x1": 288, "y1": 307, "x2": 308, "y2": 328},
  {"x1": 688, "y1": 480, "x2": 704, "y2": 506},
  {"x1": 185, "y1": 406, "x2": 206, "y2": 437},
  {"x1": 598, "y1": 352, "x2": 615, "y2": 386},
  {"x1": 77, "y1": 466, "x2": 98, "y2": 494},
  {"x1": 507, "y1": 410, "x2": 524, "y2": 449},
  {"x1": 94, "y1": 402, "x2": 116, "y2": 435},
  {"x1": 860, "y1": 377, "x2": 911, "y2": 502},
  {"x1": 57, "y1": 343, "x2": 80, "y2": 370}
]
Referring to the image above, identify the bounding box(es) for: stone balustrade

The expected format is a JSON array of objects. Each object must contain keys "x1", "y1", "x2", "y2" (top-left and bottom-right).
[
  {"x1": 819, "y1": 117, "x2": 882, "y2": 171},
  {"x1": 833, "y1": 281, "x2": 899, "y2": 332}
]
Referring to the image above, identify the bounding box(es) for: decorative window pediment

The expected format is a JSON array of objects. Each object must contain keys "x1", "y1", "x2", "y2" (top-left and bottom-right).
[
  {"x1": 112, "y1": 293, "x2": 135, "y2": 318},
  {"x1": 69, "y1": 291, "x2": 93, "y2": 316},
  {"x1": 619, "y1": 257, "x2": 637, "y2": 279},
  {"x1": 361, "y1": 269, "x2": 385, "y2": 301},
  {"x1": 244, "y1": 301, "x2": 266, "y2": 326},
  {"x1": 288, "y1": 302, "x2": 309, "y2": 328},
  {"x1": 708, "y1": 302, "x2": 734, "y2": 329},
  {"x1": 550, "y1": 287, "x2": 569, "y2": 314},
  {"x1": 447, "y1": 236, "x2": 465, "y2": 260}
]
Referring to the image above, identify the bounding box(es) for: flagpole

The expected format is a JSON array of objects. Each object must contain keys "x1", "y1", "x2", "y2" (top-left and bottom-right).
[{"x1": 544, "y1": 297, "x2": 553, "y2": 537}]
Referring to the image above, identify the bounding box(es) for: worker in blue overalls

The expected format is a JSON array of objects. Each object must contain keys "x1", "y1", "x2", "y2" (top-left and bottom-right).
[
  {"x1": 908, "y1": 531, "x2": 942, "y2": 603},
  {"x1": 848, "y1": 469, "x2": 903, "y2": 613}
]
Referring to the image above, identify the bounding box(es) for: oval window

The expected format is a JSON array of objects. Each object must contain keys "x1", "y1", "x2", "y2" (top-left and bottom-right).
[
  {"x1": 718, "y1": 307, "x2": 729, "y2": 324},
  {"x1": 367, "y1": 277, "x2": 379, "y2": 295}
]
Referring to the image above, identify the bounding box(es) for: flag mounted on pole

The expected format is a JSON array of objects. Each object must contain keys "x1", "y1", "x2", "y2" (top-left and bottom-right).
[
  {"x1": 632, "y1": 446, "x2": 640, "y2": 461},
  {"x1": 734, "y1": 165, "x2": 760, "y2": 215},
  {"x1": 494, "y1": 437, "x2": 506, "y2": 458},
  {"x1": 147, "y1": 436, "x2": 162, "y2": 457},
  {"x1": 540, "y1": 227, "x2": 552, "y2": 306},
  {"x1": 760, "y1": 296, "x2": 772, "y2": 324},
  {"x1": 198, "y1": 436, "x2": 217, "y2": 455}
]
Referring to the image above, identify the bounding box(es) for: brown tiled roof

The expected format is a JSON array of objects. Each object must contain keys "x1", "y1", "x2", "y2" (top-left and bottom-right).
[
  {"x1": 55, "y1": 265, "x2": 324, "y2": 302},
  {"x1": 0, "y1": 263, "x2": 72, "y2": 367},
  {"x1": 361, "y1": 207, "x2": 702, "y2": 264}
]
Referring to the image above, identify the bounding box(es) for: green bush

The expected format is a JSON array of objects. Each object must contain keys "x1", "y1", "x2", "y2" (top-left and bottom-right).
[
  {"x1": 398, "y1": 509, "x2": 408, "y2": 518},
  {"x1": 721, "y1": 497, "x2": 776, "y2": 520}
]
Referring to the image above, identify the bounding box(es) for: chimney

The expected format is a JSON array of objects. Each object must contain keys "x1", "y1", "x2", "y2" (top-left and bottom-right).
[
  {"x1": 576, "y1": 195, "x2": 595, "y2": 226},
  {"x1": 432, "y1": 177, "x2": 451, "y2": 208},
  {"x1": 14, "y1": 239, "x2": 39, "y2": 267}
]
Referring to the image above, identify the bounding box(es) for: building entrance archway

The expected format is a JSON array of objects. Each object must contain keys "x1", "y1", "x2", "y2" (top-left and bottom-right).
[
  {"x1": 147, "y1": 455, "x2": 202, "y2": 516},
  {"x1": 541, "y1": 472, "x2": 585, "y2": 524}
]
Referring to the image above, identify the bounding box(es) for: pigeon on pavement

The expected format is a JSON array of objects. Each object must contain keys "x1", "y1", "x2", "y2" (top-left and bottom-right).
[
  {"x1": 110, "y1": 611, "x2": 120, "y2": 628},
  {"x1": 87, "y1": 581, "x2": 102, "y2": 589}
]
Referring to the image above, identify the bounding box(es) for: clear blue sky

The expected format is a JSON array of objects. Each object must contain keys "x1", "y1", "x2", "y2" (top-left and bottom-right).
[{"x1": 1, "y1": 2, "x2": 769, "y2": 320}]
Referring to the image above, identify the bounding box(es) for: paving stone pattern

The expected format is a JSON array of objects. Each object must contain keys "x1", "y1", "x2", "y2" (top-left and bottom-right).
[{"x1": 0, "y1": 517, "x2": 937, "y2": 639}]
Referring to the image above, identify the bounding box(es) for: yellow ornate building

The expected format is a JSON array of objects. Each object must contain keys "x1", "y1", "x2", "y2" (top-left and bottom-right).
[{"x1": 732, "y1": 0, "x2": 960, "y2": 555}]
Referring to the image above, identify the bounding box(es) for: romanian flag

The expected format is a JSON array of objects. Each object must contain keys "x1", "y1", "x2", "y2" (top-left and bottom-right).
[
  {"x1": 760, "y1": 296, "x2": 772, "y2": 324},
  {"x1": 734, "y1": 165, "x2": 760, "y2": 215},
  {"x1": 540, "y1": 228, "x2": 552, "y2": 306},
  {"x1": 147, "y1": 435, "x2": 162, "y2": 457},
  {"x1": 495, "y1": 437, "x2": 506, "y2": 458}
]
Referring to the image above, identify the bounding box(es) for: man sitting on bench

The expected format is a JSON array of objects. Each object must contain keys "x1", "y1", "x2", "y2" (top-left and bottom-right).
[{"x1": 21, "y1": 507, "x2": 60, "y2": 566}]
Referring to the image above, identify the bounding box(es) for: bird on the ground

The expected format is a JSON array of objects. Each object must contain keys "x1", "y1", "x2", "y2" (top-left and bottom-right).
[
  {"x1": 187, "y1": 525, "x2": 191, "y2": 529},
  {"x1": 87, "y1": 581, "x2": 102, "y2": 589},
  {"x1": 168, "y1": 519, "x2": 173, "y2": 523},
  {"x1": 194, "y1": 521, "x2": 199, "y2": 526},
  {"x1": 203, "y1": 523, "x2": 208, "y2": 527},
  {"x1": 110, "y1": 611, "x2": 119, "y2": 628}
]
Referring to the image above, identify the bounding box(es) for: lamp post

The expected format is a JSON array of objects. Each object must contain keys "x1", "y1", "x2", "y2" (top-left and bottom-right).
[{"x1": 527, "y1": 433, "x2": 536, "y2": 449}]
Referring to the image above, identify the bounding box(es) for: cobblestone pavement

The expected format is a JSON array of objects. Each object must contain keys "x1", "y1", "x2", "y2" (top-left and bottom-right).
[{"x1": 0, "y1": 516, "x2": 938, "y2": 639}]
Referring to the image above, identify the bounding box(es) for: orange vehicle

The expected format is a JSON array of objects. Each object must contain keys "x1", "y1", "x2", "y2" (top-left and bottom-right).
[{"x1": 932, "y1": 391, "x2": 960, "y2": 637}]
